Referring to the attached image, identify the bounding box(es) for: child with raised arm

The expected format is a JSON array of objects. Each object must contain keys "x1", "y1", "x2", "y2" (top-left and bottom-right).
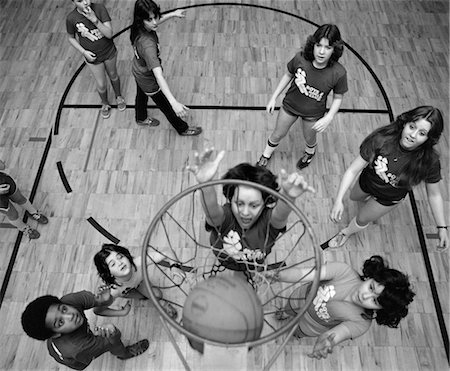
[
  {"x1": 187, "y1": 148, "x2": 315, "y2": 271},
  {"x1": 21, "y1": 288, "x2": 149, "y2": 370},
  {"x1": 93, "y1": 244, "x2": 177, "y2": 318},
  {"x1": 66, "y1": 0, "x2": 128, "y2": 119},
  {"x1": 257, "y1": 24, "x2": 347, "y2": 169},
  {"x1": 270, "y1": 255, "x2": 415, "y2": 359}
]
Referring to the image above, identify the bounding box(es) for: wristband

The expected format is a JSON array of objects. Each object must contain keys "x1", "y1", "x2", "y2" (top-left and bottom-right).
[{"x1": 437, "y1": 226, "x2": 448, "y2": 229}]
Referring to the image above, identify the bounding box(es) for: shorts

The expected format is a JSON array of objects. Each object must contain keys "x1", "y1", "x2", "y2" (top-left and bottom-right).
[
  {"x1": 86, "y1": 45, "x2": 117, "y2": 65},
  {"x1": 281, "y1": 105, "x2": 322, "y2": 121},
  {"x1": 0, "y1": 172, "x2": 17, "y2": 211},
  {"x1": 359, "y1": 175, "x2": 405, "y2": 207}
]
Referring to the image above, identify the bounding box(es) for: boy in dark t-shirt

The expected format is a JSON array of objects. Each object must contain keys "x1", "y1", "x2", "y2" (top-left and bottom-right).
[{"x1": 21, "y1": 290, "x2": 149, "y2": 370}]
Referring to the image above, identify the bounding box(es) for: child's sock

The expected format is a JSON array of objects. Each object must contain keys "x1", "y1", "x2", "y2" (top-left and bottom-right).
[
  {"x1": 304, "y1": 142, "x2": 317, "y2": 155},
  {"x1": 341, "y1": 217, "x2": 369, "y2": 236},
  {"x1": 98, "y1": 88, "x2": 109, "y2": 105},
  {"x1": 262, "y1": 139, "x2": 279, "y2": 158},
  {"x1": 110, "y1": 77, "x2": 122, "y2": 98},
  {"x1": 19, "y1": 200, "x2": 38, "y2": 215},
  {"x1": 8, "y1": 217, "x2": 28, "y2": 231}
]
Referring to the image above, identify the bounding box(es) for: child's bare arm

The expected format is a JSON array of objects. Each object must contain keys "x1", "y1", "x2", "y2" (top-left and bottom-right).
[
  {"x1": 94, "y1": 302, "x2": 131, "y2": 317},
  {"x1": 271, "y1": 170, "x2": 315, "y2": 229},
  {"x1": 187, "y1": 148, "x2": 225, "y2": 225}
]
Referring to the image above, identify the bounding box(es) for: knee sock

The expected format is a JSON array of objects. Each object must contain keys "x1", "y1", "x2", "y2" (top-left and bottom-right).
[
  {"x1": 262, "y1": 139, "x2": 279, "y2": 158},
  {"x1": 19, "y1": 200, "x2": 38, "y2": 215},
  {"x1": 8, "y1": 217, "x2": 28, "y2": 231},
  {"x1": 110, "y1": 77, "x2": 122, "y2": 98},
  {"x1": 98, "y1": 88, "x2": 109, "y2": 105},
  {"x1": 341, "y1": 217, "x2": 369, "y2": 236},
  {"x1": 304, "y1": 142, "x2": 317, "y2": 155}
]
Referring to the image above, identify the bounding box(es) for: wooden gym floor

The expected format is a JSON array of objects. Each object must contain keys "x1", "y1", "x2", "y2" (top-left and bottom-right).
[{"x1": 0, "y1": 0, "x2": 448, "y2": 370}]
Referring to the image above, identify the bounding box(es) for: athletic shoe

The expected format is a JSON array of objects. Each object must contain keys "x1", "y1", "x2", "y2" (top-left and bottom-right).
[
  {"x1": 161, "y1": 301, "x2": 178, "y2": 320},
  {"x1": 257, "y1": 154, "x2": 271, "y2": 167},
  {"x1": 30, "y1": 212, "x2": 48, "y2": 224},
  {"x1": 136, "y1": 117, "x2": 160, "y2": 126},
  {"x1": 101, "y1": 104, "x2": 111, "y2": 119},
  {"x1": 296, "y1": 152, "x2": 316, "y2": 170},
  {"x1": 116, "y1": 96, "x2": 126, "y2": 111},
  {"x1": 117, "y1": 339, "x2": 149, "y2": 360},
  {"x1": 180, "y1": 126, "x2": 202, "y2": 136},
  {"x1": 22, "y1": 225, "x2": 40, "y2": 239}
]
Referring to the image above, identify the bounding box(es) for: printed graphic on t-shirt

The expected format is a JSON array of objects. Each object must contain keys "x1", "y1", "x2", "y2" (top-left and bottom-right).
[
  {"x1": 76, "y1": 23, "x2": 103, "y2": 41},
  {"x1": 313, "y1": 284, "x2": 336, "y2": 321},
  {"x1": 222, "y1": 230, "x2": 265, "y2": 261},
  {"x1": 374, "y1": 155, "x2": 398, "y2": 186},
  {"x1": 294, "y1": 67, "x2": 324, "y2": 102}
]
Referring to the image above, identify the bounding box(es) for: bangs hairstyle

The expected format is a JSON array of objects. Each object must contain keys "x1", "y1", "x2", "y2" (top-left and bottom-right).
[
  {"x1": 361, "y1": 256, "x2": 415, "y2": 328},
  {"x1": 361, "y1": 106, "x2": 444, "y2": 187},
  {"x1": 303, "y1": 24, "x2": 344, "y2": 66},
  {"x1": 94, "y1": 244, "x2": 136, "y2": 285},
  {"x1": 130, "y1": 0, "x2": 162, "y2": 44},
  {"x1": 221, "y1": 163, "x2": 279, "y2": 205}
]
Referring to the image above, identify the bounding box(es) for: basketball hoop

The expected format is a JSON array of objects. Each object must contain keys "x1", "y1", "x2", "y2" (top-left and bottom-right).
[{"x1": 142, "y1": 179, "x2": 322, "y2": 370}]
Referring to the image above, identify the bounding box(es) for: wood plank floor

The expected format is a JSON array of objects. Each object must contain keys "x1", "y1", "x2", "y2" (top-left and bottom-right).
[{"x1": 0, "y1": 1, "x2": 448, "y2": 370}]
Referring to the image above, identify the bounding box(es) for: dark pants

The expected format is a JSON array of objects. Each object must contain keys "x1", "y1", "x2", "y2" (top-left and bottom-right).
[{"x1": 135, "y1": 84, "x2": 188, "y2": 134}]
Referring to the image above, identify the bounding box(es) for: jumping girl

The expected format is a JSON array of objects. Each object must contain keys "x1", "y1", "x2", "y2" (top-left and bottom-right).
[
  {"x1": 130, "y1": 0, "x2": 202, "y2": 135},
  {"x1": 93, "y1": 244, "x2": 177, "y2": 318},
  {"x1": 66, "y1": 0, "x2": 127, "y2": 119},
  {"x1": 323, "y1": 106, "x2": 448, "y2": 251},
  {"x1": 187, "y1": 148, "x2": 315, "y2": 271},
  {"x1": 0, "y1": 160, "x2": 47, "y2": 239},
  {"x1": 271, "y1": 255, "x2": 415, "y2": 359},
  {"x1": 258, "y1": 24, "x2": 347, "y2": 170}
]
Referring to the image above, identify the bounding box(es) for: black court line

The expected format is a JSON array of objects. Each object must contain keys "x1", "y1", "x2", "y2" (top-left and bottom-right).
[
  {"x1": 87, "y1": 217, "x2": 120, "y2": 245},
  {"x1": 62, "y1": 103, "x2": 390, "y2": 115},
  {"x1": 56, "y1": 161, "x2": 72, "y2": 193}
]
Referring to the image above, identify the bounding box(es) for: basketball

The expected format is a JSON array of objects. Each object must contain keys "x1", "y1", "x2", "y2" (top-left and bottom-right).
[{"x1": 182, "y1": 275, "x2": 264, "y2": 345}]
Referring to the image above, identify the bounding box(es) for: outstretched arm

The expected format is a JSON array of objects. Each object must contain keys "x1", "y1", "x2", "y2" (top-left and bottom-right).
[
  {"x1": 187, "y1": 148, "x2": 225, "y2": 226},
  {"x1": 307, "y1": 324, "x2": 353, "y2": 360},
  {"x1": 425, "y1": 181, "x2": 449, "y2": 249},
  {"x1": 330, "y1": 155, "x2": 368, "y2": 223},
  {"x1": 158, "y1": 9, "x2": 186, "y2": 25},
  {"x1": 266, "y1": 72, "x2": 294, "y2": 114},
  {"x1": 94, "y1": 301, "x2": 132, "y2": 317},
  {"x1": 270, "y1": 170, "x2": 315, "y2": 229}
]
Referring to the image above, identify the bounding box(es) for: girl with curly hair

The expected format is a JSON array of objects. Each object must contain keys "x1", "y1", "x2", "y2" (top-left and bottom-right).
[
  {"x1": 270, "y1": 255, "x2": 415, "y2": 359},
  {"x1": 257, "y1": 24, "x2": 348, "y2": 169},
  {"x1": 324, "y1": 106, "x2": 448, "y2": 250}
]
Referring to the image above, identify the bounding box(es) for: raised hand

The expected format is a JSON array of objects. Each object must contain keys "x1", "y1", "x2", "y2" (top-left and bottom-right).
[
  {"x1": 307, "y1": 333, "x2": 336, "y2": 360},
  {"x1": 170, "y1": 9, "x2": 186, "y2": 18},
  {"x1": 0, "y1": 184, "x2": 10, "y2": 195},
  {"x1": 330, "y1": 200, "x2": 344, "y2": 223},
  {"x1": 186, "y1": 148, "x2": 225, "y2": 183},
  {"x1": 95, "y1": 285, "x2": 112, "y2": 304},
  {"x1": 94, "y1": 323, "x2": 117, "y2": 338},
  {"x1": 81, "y1": 6, "x2": 99, "y2": 25},
  {"x1": 279, "y1": 169, "x2": 315, "y2": 199}
]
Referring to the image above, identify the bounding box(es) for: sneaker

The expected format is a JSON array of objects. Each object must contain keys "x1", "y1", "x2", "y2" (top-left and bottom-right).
[
  {"x1": 22, "y1": 225, "x2": 40, "y2": 239},
  {"x1": 117, "y1": 339, "x2": 149, "y2": 360},
  {"x1": 296, "y1": 151, "x2": 316, "y2": 170},
  {"x1": 116, "y1": 96, "x2": 126, "y2": 111},
  {"x1": 180, "y1": 126, "x2": 202, "y2": 136},
  {"x1": 101, "y1": 104, "x2": 111, "y2": 119},
  {"x1": 161, "y1": 301, "x2": 178, "y2": 320},
  {"x1": 29, "y1": 212, "x2": 48, "y2": 224},
  {"x1": 136, "y1": 117, "x2": 160, "y2": 126},
  {"x1": 257, "y1": 154, "x2": 271, "y2": 167}
]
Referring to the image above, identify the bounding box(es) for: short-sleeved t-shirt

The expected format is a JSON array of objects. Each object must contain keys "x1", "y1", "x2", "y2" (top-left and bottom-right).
[
  {"x1": 132, "y1": 31, "x2": 162, "y2": 93},
  {"x1": 0, "y1": 172, "x2": 17, "y2": 210},
  {"x1": 206, "y1": 203, "x2": 286, "y2": 271},
  {"x1": 46, "y1": 291, "x2": 113, "y2": 370},
  {"x1": 289, "y1": 262, "x2": 372, "y2": 339},
  {"x1": 359, "y1": 136, "x2": 441, "y2": 201},
  {"x1": 109, "y1": 256, "x2": 146, "y2": 298},
  {"x1": 283, "y1": 52, "x2": 348, "y2": 118},
  {"x1": 66, "y1": 3, "x2": 115, "y2": 63}
]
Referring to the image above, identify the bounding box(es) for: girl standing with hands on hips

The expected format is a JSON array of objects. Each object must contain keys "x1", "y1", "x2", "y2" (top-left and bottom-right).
[
  {"x1": 323, "y1": 106, "x2": 448, "y2": 251},
  {"x1": 130, "y1": 0, "x2": 202, "y2": 135},
  {"x1": 257, "y1": 24, "x2": 347, "y2": 169},
  {"x1": 66, "y1": 0, "x2": 126, "y2": 119}
]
